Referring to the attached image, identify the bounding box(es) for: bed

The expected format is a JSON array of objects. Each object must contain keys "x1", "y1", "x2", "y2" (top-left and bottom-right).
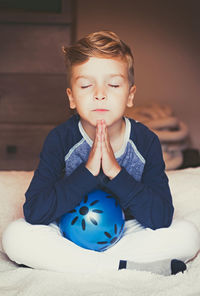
[{"x1": 0, "y1": 167, "x2": 200, "y2": 296}]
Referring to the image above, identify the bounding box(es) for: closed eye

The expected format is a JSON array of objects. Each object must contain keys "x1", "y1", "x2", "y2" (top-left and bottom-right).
[
  {"x1": 81, "y1": 85, "x2": 92, "y2": 89},
  {"x1": 109, "y1": 84, "x2": 119, "y2": 88}
]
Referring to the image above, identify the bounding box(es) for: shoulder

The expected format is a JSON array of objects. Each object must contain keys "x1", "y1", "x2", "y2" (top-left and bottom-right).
[
  {"x1": 46, "y1": 114, "x2": 79, "y2": 140},
  {"x1": 43, "y1": 114, "x2": 82, "y2": 153},
  {"x1": 127, "y1": 117, "x2": 160, "y2": 156},
  {"x1": 128, "y1": 117, "x2": 156, "y2": 140},
  {"x1": 52, "y1": 113, "x2": 79, "y2": 133}
]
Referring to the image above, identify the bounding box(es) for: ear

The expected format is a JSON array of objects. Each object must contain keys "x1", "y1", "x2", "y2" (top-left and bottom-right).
[
  {"x1": 126, "y1": 85, "x2": 136, "y2": 108},
  {"x1": 66, "y1": 88, "x2": 76, "y2": 109}
]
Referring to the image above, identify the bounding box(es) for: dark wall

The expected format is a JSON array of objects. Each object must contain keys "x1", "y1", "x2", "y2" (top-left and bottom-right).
[{"x1": 76, "y1": 0, "x2": 200, "y2": 148}]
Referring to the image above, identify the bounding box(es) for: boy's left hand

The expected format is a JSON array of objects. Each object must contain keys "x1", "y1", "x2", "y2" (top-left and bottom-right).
[{"x1": 100, "y1": 120, "x2": 121, "y2": 180}]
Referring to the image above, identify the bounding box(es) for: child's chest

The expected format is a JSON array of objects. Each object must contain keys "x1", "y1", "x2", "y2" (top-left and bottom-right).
[{"x1": 64, "y1": 139, "x2": 145, "y2": 182}]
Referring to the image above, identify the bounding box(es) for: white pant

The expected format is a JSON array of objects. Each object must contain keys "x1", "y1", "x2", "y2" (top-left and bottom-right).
[{"x1": 2, "y1": 218, "x2": 200, "y2": 273}]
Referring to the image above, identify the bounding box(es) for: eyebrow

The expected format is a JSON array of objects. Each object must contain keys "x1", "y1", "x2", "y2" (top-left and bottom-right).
[
  {"x1": 75, "y1": 74, "x2": 125, "y2": 81},
  {"x1": 109, "y1": 74, "x2": 125, "y2": 79},
  {"x1": 75, "y1": 75, "x2": 91, "y2": 81}
]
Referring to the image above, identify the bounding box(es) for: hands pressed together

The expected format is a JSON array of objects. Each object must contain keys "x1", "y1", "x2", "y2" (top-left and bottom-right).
[{"x1": 85, "y1": 120, "x2": 121, "y2": 180}]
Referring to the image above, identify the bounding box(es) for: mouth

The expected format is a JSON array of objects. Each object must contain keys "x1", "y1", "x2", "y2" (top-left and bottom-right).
[{"x1": 93, "y1": 109, "x2": 109, "y2": 112}]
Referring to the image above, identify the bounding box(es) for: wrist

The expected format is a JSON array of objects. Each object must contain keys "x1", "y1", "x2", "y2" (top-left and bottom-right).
[
  {"x1": 108, "y1": 166, "x2": 121, "y2": 180},
  {"x1": 85, "y1": 163, "x2": 99, "y2": 177}
]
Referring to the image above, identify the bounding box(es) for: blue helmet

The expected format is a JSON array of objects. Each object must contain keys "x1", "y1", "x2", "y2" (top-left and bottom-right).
[{"x1": 59, "y1": 189, "x2": 125, "y2": 251}]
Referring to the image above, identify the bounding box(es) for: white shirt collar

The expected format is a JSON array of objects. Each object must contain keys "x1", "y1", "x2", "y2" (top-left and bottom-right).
[{"x1": 78, "y1": 117, "x2": 131, "y2": 158}]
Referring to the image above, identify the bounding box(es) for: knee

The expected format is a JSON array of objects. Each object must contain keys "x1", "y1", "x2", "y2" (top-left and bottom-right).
[
  {"x1": 186, "y1": 222, "x2": 200, "y2": 257},
  {"x1": 2, "y1": 218, "x2": 30, "y2": 263},
  {"x1": 175, "y1": 220, "x2": 200, "y2": 259}
]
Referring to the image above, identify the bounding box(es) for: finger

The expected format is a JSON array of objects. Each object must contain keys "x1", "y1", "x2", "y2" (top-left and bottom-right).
[
  {"x1": 101, "y1": 132, "x2": 106, "y2": 157},
  {"x1": 100, "y1": 122, "x2": 106, "y2": 148},
  {"x1": 93, "y1": 121, "x2": 101, "y2": 147},
  {"x1": 101, "y1": 127, "x2": 113, "y2": 158},
  {"x1": 102, "y1": 122, "x2": 111, "y2": 151},
  {"x1": 97, "y1": 121, "x2": 103, "y2": 147},
  {"x1": 101, "y1": 120, "x2": 106, "y2": 139}
]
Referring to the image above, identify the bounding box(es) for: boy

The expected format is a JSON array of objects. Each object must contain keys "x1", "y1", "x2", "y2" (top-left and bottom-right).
[{"x1": 2, "y1": 31, "x2": 200, "y2": 275}]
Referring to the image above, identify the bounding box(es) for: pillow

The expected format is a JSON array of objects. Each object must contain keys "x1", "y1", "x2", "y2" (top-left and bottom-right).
[
  {"x1": 0, "y1": 171, "x2": 33, "y2": 251},
  {"x1": 167, "y1": 167, "x2": 200, "y2": 229},
  {"x1": 167, "y1": 168, "x2": 200, "y2": 215}
]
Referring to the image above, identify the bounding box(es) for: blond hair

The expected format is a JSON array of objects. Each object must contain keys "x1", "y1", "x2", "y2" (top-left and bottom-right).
[{"x1": 63, "y1": 30, "x2": 134, "y2": 87}]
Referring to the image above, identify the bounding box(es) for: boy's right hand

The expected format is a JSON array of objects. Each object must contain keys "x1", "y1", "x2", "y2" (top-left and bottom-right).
[{"x1": 85, "y1": 121, "x2": 102, "y2": 176}]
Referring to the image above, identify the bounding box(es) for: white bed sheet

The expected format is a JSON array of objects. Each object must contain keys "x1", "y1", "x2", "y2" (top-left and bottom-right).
[{"x1": 0, "y1": 167, "x2": 200, "y2": 296}]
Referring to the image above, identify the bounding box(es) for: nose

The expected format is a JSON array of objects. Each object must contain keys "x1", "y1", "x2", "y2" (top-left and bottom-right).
[
  {"x1": 94, "y1": 95, "x2": 106, "y2": 101},
  {"x1": 94, "y1": 85, "x2": 106, "y2": 101}
]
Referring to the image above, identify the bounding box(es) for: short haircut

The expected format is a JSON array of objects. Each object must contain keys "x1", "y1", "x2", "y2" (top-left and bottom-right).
[{"x1": 63, "y1": 30, "x2": 135, "y2": 87}]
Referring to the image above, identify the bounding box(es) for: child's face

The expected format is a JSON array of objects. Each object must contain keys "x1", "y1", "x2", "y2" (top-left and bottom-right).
[{"x1": 67, "y1": 57, "x2": 136, "y2": 128}]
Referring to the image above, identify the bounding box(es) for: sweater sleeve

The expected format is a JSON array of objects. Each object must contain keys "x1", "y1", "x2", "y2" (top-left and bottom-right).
[
  {"x1": 23, "y1": 129, "x2": 99, "y2": 225},
  {"x1": 105, "y1": 135, "x2": 174, "y2": 230}
]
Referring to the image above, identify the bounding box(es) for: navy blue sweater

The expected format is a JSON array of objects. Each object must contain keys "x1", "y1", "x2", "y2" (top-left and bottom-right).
[{"x1": 24, "y1": 115, "x2": 174, "y2": 229}]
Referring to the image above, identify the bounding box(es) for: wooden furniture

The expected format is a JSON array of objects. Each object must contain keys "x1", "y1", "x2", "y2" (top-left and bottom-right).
[{"x1": 0, "y1": 1, "x2": 75, "y2": 170}]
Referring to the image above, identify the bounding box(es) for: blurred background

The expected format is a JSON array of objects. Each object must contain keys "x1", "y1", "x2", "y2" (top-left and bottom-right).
[{"x1": 0, "y1": 0, "x2": 199, "y2": 170}]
